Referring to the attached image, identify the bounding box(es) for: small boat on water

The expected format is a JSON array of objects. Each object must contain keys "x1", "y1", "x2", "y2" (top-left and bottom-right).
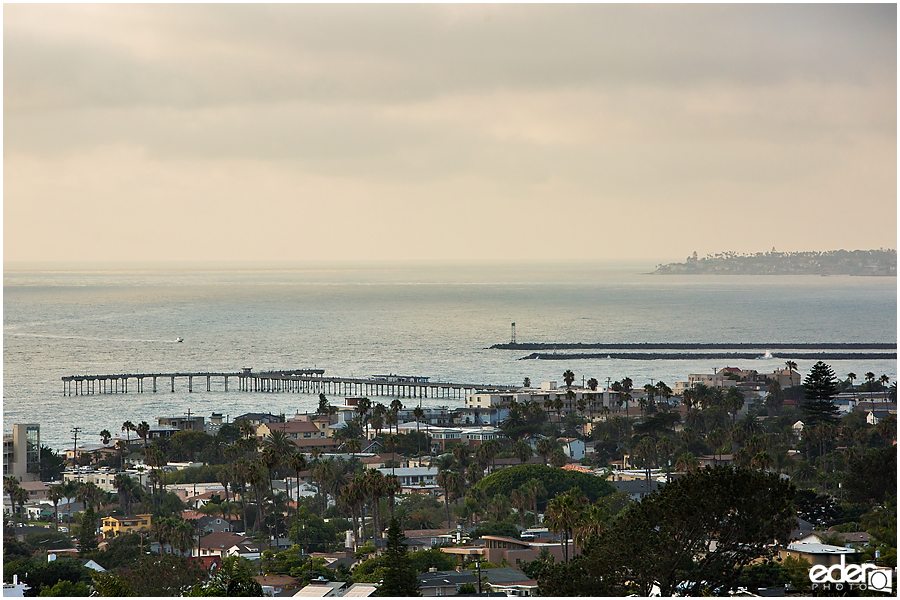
[
  {"x1": 757, "y1": 350, "x2": 773, "y2": 359},
  {"x1": 175, "y1": 337, "x2": 184, "y2": 343}
]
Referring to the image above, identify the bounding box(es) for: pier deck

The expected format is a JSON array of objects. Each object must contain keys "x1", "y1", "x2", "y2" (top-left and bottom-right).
[{"x1": 61, "y1": 369, "x2": 516, "y2": 399}]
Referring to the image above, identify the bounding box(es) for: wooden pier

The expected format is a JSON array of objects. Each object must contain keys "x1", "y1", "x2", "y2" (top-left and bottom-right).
[{"x1": 61, "y1": 369, "x2": 516, "y2": 399}]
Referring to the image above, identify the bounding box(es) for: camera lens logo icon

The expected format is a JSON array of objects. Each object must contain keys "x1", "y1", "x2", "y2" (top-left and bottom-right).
[{"x1": 867, "y1": 569, "x2": 892, "y2": 593}]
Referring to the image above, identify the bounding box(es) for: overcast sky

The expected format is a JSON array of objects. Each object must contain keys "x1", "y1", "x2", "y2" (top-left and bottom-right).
[{"x1": 4, "y1": 4, "x2": 896, "y2": 265}]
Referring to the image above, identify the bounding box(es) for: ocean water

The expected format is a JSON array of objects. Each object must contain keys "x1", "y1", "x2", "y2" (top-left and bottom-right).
[{"x1": 3, "y1": 264, "x2": 896, "y2": 452}]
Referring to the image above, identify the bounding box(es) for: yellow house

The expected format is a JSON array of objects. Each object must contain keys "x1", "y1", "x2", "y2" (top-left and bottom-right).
[{"x1": 102, "y1": 514, "x2": 152, "y2": 538}]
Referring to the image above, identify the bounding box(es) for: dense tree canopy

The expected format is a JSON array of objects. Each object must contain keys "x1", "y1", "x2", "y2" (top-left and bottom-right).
[
  {"x1": 473, "y1": 464, "x2": 614, "y2": 508},
  {"x1": 539, "y1": 467, "x2": 796, "y2": 597}
]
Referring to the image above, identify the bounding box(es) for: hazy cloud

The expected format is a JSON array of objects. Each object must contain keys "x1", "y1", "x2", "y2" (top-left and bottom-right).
[{"x1": 4, "y1": 4, "x2": 896, "y2": 263}]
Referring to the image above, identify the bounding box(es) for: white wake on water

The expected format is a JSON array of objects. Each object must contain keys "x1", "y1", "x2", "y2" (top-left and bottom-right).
[{"x1": 9, "y1": 333, "x2": 182, "y2": 343}]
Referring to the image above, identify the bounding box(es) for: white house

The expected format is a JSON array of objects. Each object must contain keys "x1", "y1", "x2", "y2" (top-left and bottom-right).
[{"x1": 557, "y1": 438, "x2": 585, "y2": 461}]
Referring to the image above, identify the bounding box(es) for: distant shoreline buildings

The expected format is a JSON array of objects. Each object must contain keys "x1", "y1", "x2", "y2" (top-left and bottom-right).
[{"x1": 654, "y1": 248, "x2": 897, "y2": 276}]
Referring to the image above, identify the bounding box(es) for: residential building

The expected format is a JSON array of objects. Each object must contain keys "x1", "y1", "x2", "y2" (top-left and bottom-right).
[
  {"x1": 461, "y1": 427, "x2": 505, "y2": 449},
  {"x1": 866, "y1": 409, "x2": 896, "y2": 425},
  {"x1": 257, "y1": 420, "x2": 326, "y2": 441},
  {"x1": 293, "y1": 579, "x2": 347, "y2": 597},
  {"x1": 557, "y1": 438, "x2": 585, "y2": 460},
  {"x1": 453, "y1": 407, "x2": 509, "y2": 427},
  {"x1": 234, "y1": 413, "x2": 283, "y2": 428},
  {"x1": 465, "y1": 389, "x2": 612, "y2": 419},
  {"x1": 404, "y1": 529, "x2": 455, "y2": 551},
  {"x1": 253, "y1": 575, "x2": 301, "y2": 596},
  {"x1": 417, "y1": 570, "x2": 478, "y2": 597},
  {"x1": 158, "y1": 416, "x2": 205, "y2": 432},
  {"x1": 483, "y1": 568, "x2": 539, "y2": 597},
  {"x1": 194, "y1": 531, "x2": 248, "y2": 558},
  {"x1": 101, "y1": 514, "x2": 152, "y2": 539},
  {"x1": 63, "y1": 468, "x2": 128, "y2": 492},
  {"x1": 64, "y1": 444, "x2": 119, "y2": 464},
  {"x1": 778, "y1": 542, "x2": 859, "y2": 568},
  {"x1": 340, "y1": 583, "x2": 378, "y2": 597},
  {"x1": 610, "y1": 478, "x2": 660, "y2": 501},
  {"x1": 376, "y1": 467, "x2": 438, "y2": 488},
  {"x1": 3, "y1": 424, "x2": 40, "y2": 482},
  {"x1": 167, "y1": 483, "x2": 227, "y2": 503},
  {"x1": 441, "y1": 536, "x2": 568, "y2": 568},
  {"x1": 196, "y1": 516, "x2": 235, "y2": 536}
]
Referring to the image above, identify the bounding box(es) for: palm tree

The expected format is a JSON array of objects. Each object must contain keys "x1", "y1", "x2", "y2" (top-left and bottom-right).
[
  {"x1": 357, "y1": 398, "x2": 372, "y2": 440},
  {"x1": 846, "y1": 372, "x2": 857, "y2": 388},
  {"x1": 674, "y1": 452, "x2": 699, "y2": 474},
  {"x1": 656, "y1": 436, "x2": 676, "y2": 483},
  {"x1": 114, "y1": 473, "x2": 136, "y2": 515},
  {"x1": 865, "y1": 372, "x2": 876, "y2": 399},
  {"x1": 135, "y1": 421, "x2": 150, "y2": 447},
  {"x1": 573, "y1": 504, "x2": 608, "y2": 550},
  {"x1": 384, "y1": 474, "x2": 401, "y2": 519},
  {"x1": 364, "y1": 470, "x2": 387, "y2": 547},
  {"x1": 412, "y1": 406, "x2": 425, "y2": 456},
  {"x1": 390, "y1": 400, "x2": 404, "y2": 435},
  {"x1": 340, "y1": 479, "x2": 365, "y2": 551},
  {"x1": 344, "y1": 437, "x2": 361, "y2": 458},
  {"x1": 545, "y1": 489, "x2": 584, "y2": 562},
  {"x1": 217, "y1": 466, "x2": 234, "y2": 521},
  {"x1": 264, "y1": 428, "x2": 295, "y2": 459},
  {"x1": 122, "y1": 421, "x2": 135, "y2": 448},
  {"x1": 523, "y1": 377, "x2": 532, "y2": 389},
  {"x1": 656, "y1": 381, "x2": 673, "y2": 411},
  {"x1": 47, "y1": 484, "x2": 66, "y2": 531},
  {"x1": 707, "y1": 428, "x2": 727, "y2": 464},
  {"x1": 5, "y1": 477, "x2": 23, "y2": 525},
  {"x1": 345, "y1": 479, "x2": 365, "y2": 550},
  {"x1": 232, "y1": 458, "x2": 250, "y2": 531},
  {"x1": 436, "y1": 470, "x2": 458, "y2": 530},
  {"x1": 785, "y1": 361, "x2": 798, "y2": 384},
  {"x1": 750, "y1": 451, "x2": 772, "y2": 471},
  {"x1": 115, "y1": 439, "x2": 129, "y2": 470},
  {"x1": 452, "y1": 444, "x2": 470, "y2": 471},
  {"x1": 521, "y1": 478, "x2": 546, "y2": 520},
  {"x1": 510, "y1": 488, "x2": 530, "y2": 527},
  {"x1": 535, "y1": 438, "x2": 554, "y2": 465},
  {"x1": 563, "y1": 370, "x2": 575, "y2": 388},
  {"x1": 287, "y1": 453, "x2": 308, "y2": 521},
  {"x1": 371, "y1": 403, "x2": 386, "y2": 439},
  {"x1": 100, "y1": 429, "x2": 112, "y2": 446},
  {"x1": 635, "y1": 436, "x2": 656, "y2": 489},
  {"x1": 513, "y1": 440, "x2": 532, "y2": 465},
  {"x1": 879, "y1": 375, "x2": 890, "y2": 402}
]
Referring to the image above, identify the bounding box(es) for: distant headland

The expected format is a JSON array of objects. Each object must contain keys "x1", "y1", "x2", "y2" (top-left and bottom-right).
[{"x1": 653, "y1": 249, "x2": 896, "y2": 276}]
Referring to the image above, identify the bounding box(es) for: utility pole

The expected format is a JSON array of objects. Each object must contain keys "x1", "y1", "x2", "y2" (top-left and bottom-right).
[
  {"x1": 476, "y1": 559, "x2": 482, "y2": 595},
  {"x1": 184, "y1": 408, "x2": 193, "y2": 430},
  {"x1": 71, "y1": 427, "x2": 81, "y2": 472}
]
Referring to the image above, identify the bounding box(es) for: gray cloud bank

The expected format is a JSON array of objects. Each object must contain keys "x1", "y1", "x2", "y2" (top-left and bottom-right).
[{"x1": 4, "y1": 4, "x2": 896, "y2": 263}]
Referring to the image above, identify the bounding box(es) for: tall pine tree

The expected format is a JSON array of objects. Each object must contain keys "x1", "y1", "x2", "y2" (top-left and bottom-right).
[
  {"x1": 78, "y1": 506, "x2": 99, "y2": 555},
  {"x1": 801, "y1": 361, "x2": 840, "y2": 427},
  {"x1": 376, "y1": 518, "x2": 420, "y2": 597}
]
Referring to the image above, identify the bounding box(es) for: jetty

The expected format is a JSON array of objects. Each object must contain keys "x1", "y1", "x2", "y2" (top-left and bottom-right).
[{"x1": 60, "y1": 368, "x2": 516, "y2": 399}]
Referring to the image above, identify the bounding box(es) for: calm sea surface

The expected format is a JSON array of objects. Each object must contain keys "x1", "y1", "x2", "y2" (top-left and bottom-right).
[{"x1": 4, "y1": 264, "x2": 896, "y2": 451}]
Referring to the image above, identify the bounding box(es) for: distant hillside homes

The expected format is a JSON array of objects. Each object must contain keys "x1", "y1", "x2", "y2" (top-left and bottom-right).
[{"x1": 654, "y1": 249, "x2": 896, "y2": 276}]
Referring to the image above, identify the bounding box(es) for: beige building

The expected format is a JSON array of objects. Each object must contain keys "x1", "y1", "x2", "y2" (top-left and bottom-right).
[
  {"x1": 779, "y1": 542, "x2": 859, "y2": 568},
  {"x1": 442, "y1": 535, "x2": 569, "y2": 568},
  {"x1": 3, "y1": 424, "x2": 41, "y2": 482},
  {"x1": 257, "y1": 420, "x2": 325, "y2": 441}
]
